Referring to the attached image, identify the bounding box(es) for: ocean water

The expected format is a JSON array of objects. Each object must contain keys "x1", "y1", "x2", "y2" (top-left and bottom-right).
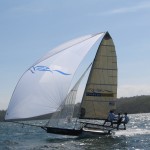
[{"x1": 0, "y1": 113, "x2": 150, "y2": 150}]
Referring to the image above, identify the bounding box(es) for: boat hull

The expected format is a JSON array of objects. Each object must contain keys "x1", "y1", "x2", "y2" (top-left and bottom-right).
[
  {"x1": 83, "y1": 127, "x2": 111, "y2": 135},
  {"x1": 46, "y1": 127, "x2": 83, "y2": 136},
  {"x1": 44, "y1": 126, "x2": 111, "y2": 136}
]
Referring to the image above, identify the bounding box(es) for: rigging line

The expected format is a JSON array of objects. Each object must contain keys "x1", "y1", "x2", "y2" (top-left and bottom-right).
[
  {"x1": 32, "y1": 104, "x2": 60, "y2": 109},
  {"x1": 38, "y1": 83, "x2": 56, "y2": 108},
  {"x1": 56, "y1": 107, "x2": 63, "y2": 127},
  {"x1": 64, "y1": 82, "x2": 79, "y2": 121},
  {"x1": 66, "y1": 94, "x2": 74, "y2": 122},
  {"x1": 69, "y1": 71, "x2": 89, "y2": 129},
  {"x1": 62, "y1": 63, "x2": 93, "y2": 121},
  {"x1": 47, "y1": 74, "x2": 63, "y2": 107},
  {"x1": 45, "y1": 63, "x2": 92, "y2": 128},
  {"x1": 43, "y1": 68, "x2": 60, "y2": 105},
  {"x1": 32, "y1": 32, "x2": 105, "y2": 67},
  {"x1": 41, "y1": 93, "x2": 58, "y2": 110},
  {"x1": 67, "y1": 87, "x2": 77, "y2": 120},
  {"x1": 45, "y1": 95, "x2": 69, "y2": 127},
  {"x1": 48, "y1": 68, "x2": 63, "y2": 106},
  {"x1": 54, "y1": 80, "x2": 78, "y2": 124}
]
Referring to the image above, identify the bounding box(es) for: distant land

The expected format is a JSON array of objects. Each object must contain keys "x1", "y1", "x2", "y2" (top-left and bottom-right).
[
  {"x1": 0, "y1": 95, "x2": 150, "y2": 121},
  {"x1": 0, "y1": 110, "x2": 5, "y2": 121},
  {"x1": 116, "y1": 95, "x2": 150, "y2": 114}
]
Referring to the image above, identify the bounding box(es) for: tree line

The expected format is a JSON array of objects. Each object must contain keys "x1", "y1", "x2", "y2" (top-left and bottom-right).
[
  {"x1": 1, "y1": 95, "x2": 150, "y2": 121},
  {"x1": 116, "y1": 95, "x2": 150, "y2": 114}
]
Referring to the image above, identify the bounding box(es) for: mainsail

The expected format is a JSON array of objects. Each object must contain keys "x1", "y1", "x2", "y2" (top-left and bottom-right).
[
  {"x1": 5, "y1": 32, "x2": 105, "y2": 120},
  {"x1": 80, "y1": 32, "x2": 117, "y2": 120}
]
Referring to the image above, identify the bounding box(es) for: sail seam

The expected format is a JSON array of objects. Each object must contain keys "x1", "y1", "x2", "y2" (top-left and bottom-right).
[
  {"x1": 82, "y1": 100, "x2": 117, "y2": 102},
  {"x1": 98, "y1": 55, "x2": 116, "y2": 57},
  {"x1": 101, "y1": 44, "x2": 114, "y2": 47},
  {"x1": 87, "y1": 83, "x2": 117, "y2": 86},
  {"x1": 93, "y1": 68, "x2": 117, "y2": 70}
]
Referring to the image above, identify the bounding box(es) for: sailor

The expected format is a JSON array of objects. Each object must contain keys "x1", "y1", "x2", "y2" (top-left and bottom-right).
[
  {"x1": 116, "y1": 113, "x2": 123, "y2": 130},
  {"x1": 122, "y1": 113, "x2": 129, "y2": 130},
  {"x1": 117, "y1": 113, "x2": 121, "y2": 120},
  {"x1": 103, "y1": 110, "x2": 116, "y2": 126},
  {"x1": 108, "y1": 110, "x2": 115, "y2": 121}
]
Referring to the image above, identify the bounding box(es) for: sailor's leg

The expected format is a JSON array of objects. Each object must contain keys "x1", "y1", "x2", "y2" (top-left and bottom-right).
[
  {"x1": 117, "y1": 123, "x2": 119, "y2": 130},
  {"x1": 124, "y1": 123, "x2": 126, "y2": 130},
  {"x1": 110, "y1": 121, "x2": 113, "y2": 127},
  {"x1": 117, "y1": 120, "x2": 122, "y2": 130}
]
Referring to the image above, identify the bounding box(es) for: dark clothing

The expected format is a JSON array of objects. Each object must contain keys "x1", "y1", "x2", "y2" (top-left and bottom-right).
[
  {"x1": 116, "y1": 116, "x2": 123, "y2": 130},
  {"x1": 103, "y1": 111, "x2": 116, "y2": 127}
]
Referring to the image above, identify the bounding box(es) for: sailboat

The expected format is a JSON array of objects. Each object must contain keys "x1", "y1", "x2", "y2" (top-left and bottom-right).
[{"x1": 5, "y1": 31, "x2": 121, "y2": 136}]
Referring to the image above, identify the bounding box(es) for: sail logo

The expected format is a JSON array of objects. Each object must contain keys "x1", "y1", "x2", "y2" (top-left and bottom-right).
[
  {"x1": 30, "y1": 66, "x2": 71, "y2": 75},
  {"x1": 86, "y1": 88, "x2": 114, "y2": 97}
]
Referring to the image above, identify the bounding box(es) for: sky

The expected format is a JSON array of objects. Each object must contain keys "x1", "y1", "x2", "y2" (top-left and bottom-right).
[{"x1": 0, "y1": 0, "x2": 150, "y2": 110}]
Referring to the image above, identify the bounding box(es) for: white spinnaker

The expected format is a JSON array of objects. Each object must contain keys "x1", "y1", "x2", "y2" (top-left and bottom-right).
[{"x1": 5, "y1": 33, "x2": 105, "y2": 120}]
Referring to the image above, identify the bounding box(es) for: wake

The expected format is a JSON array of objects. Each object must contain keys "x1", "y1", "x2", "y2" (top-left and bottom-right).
[{"x1": 114, "y1": 128, "x2": 150, "y2": 137}]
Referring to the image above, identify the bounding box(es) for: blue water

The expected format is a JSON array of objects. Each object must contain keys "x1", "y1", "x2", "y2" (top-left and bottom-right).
[{"x1": 0, "y1": 113, "x2": 150, "y2": 150}]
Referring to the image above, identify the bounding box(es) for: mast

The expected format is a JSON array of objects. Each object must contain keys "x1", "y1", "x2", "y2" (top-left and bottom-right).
[{"x1": 80, "y1": 32, "x2": 117, "y2": 120}]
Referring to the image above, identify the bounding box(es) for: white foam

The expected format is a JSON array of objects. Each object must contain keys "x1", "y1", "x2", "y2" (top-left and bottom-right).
[{"x1": 114, "y1": 128, "x2": 150, "y2": 137}]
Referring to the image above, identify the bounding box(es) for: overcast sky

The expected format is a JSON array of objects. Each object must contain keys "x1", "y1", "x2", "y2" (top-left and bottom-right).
[{"x1": 0, "y1": 0, "x2": 150, "y2": 109}]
